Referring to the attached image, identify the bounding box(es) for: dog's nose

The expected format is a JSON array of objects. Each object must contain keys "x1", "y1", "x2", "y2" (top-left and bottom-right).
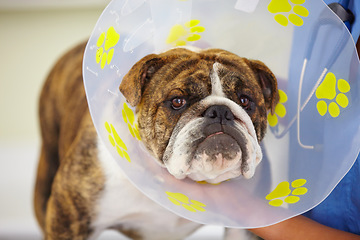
[{"x1": 203, "y1": 105, "x2": 234, "y2": 124}]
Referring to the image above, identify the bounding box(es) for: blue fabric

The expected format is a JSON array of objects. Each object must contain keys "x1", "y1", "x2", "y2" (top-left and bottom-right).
[
  {"x1": 303, "y1": 155, "x2": 360, "y2": 234},
  {"x1": 323, "y1": 0, "x2": 360, "y2": 42},
  {"x1": 301, "y1": 1, "x2": 360, "y2": 235}
]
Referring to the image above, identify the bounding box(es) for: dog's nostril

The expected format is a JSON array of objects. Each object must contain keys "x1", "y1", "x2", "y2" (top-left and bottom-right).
[
  {"x1": 225, "y1": 110, "x2": 234, "y2": 121},
  {"x1": 203, "y1": 105, "x2": 234, "y2": 123},
  {"x1": 208, "y1": 110, "x2": 217, "y2": 118}
]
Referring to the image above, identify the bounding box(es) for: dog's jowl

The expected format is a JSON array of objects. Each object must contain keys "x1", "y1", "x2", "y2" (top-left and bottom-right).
[{"x1": 35, "y1": 43, "x2": 278, "y2": 239}]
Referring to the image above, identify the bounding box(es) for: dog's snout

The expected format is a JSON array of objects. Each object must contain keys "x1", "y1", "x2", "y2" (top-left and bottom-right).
[{"x1": 203, "y1": 105, "x2": 234, "y2": 123}]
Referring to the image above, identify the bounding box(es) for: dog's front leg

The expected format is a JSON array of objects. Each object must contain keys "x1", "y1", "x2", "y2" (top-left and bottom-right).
[
  {"x1": 44, "y1": 121, "x2": 105, "y2": 240},
  {"x1": 45, "y1": 193, "x2": 92, "y2": 240},
  {"x1": 44, "y1": 170, "x2": 104, "y2": 239}
]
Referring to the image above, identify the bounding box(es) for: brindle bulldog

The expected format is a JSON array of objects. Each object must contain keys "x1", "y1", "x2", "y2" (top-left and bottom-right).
[{"x1": 34, "y1": 42, "x2": 279, "y2": 240}]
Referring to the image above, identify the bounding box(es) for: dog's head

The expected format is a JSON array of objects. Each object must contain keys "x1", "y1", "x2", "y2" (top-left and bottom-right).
[{"x1": 120, "y1": 48, "x2": 279, "y2": 184}]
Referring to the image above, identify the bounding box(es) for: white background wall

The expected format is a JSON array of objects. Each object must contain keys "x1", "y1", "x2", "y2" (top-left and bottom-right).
[
  {"x1": 0, "y1": 1, "x2": 223, "y2": 239},
  {"x1": 0, "y1": 1, "x2": 109, "y2": 238}
]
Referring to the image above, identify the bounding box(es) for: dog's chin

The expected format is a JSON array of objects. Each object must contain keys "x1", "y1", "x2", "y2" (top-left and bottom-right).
[{"x1": 170, "y1": 133, "x2": 256, "y2": 184}]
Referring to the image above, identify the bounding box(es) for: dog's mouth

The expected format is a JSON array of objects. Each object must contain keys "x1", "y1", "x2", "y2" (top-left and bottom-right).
[
  {"x1": 206, "y1": 131, "x2": 224, "y2": 138},
  {"x1": 202, "y1": 121, "x2": 250, "y2": 155},
  {"x1": 185, "y1": 122, "x2": 251, "y2": 183},
  {"x1": 163, "y1": 104, "x2": 263, "y2": 184}
]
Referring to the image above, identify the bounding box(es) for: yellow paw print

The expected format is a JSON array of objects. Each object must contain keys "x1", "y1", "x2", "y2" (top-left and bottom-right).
[
  {"x1": 105, "y1": 122, "x2": 131, "y2": 162},
  {"x1": 268, "y1": 90, "x2": 288, "y2": 127},
  {"x1": 266, "y1": 179, "x2": 308, "y2": 207},
  {"x1": 316, "y1": 72, "x2": 350, "y2": 118},
  {"x1": 166, "y1": 192, "x2": 206, "y2": 212},
  {"x1": 96, "y1": 26, "x2": 120, "y2": 69},
  {"x1": 268, "y1": 0, "x2": 309, "y2": 27},
  {"x1": 166, "y1": 19, "x2": 205, "y2": 46},
  {"x1": 122, "y1": 103, "x2": 141, "y2": 140},
  {"x1": 196, "y1": 180, "x2": 222, "y2": 185}
]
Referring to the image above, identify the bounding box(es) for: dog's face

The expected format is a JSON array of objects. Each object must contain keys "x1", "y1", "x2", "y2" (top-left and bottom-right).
[{"x1": 120, "y1": 48, "x2": 279, "y2": 184}]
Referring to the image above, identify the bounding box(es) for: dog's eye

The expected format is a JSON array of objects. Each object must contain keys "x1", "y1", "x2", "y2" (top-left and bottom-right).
[
  {"x1": 171, "y1": 97, "x2": 187, "y2": 110},
  {"x1": 239, "y1": 95, "x2": 251, "y2": 110}
]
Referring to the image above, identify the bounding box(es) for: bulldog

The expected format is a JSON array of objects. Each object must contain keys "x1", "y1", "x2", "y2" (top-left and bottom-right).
[{"x1": 34, "y1": 42, "x2": 279, "y2": 240}]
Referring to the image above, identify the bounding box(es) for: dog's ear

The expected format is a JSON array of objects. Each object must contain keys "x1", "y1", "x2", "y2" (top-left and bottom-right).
[
  {"x1": 249, "y1": 60, "x2": 279, "y2": 114},
  {"x1": 119, "y1": 54, "x2": 165, "y2": 107}
]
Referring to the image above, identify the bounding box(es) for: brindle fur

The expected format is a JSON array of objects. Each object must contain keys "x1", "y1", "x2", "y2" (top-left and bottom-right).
[
  {"x1": 35, "y1": 44, "x2": 277, "y2": 240},
  {"x1": 120, "y1": 48, "x2": 279, "y2": 162},
  {"x1": 35, "y1": 42, "x2": 105, "y2": 239}
]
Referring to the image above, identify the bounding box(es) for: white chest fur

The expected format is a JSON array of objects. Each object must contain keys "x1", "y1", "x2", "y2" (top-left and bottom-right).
[{"x1": 90, "y1": 137, "x2": 201, "y2": 240}]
